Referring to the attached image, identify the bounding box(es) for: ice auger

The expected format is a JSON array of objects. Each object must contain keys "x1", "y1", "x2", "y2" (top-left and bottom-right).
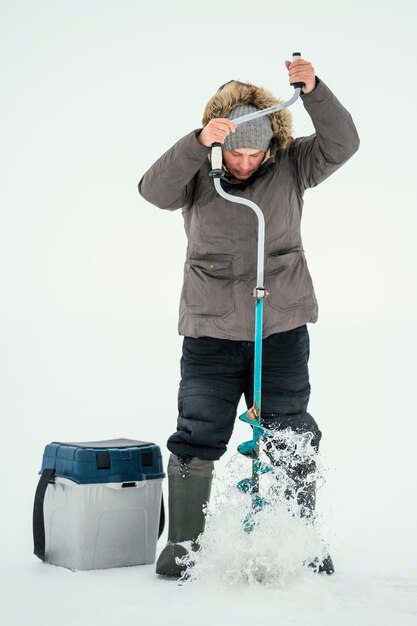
[{"x1": 209, "y1": 53, "x2": 304, "y2": 531}]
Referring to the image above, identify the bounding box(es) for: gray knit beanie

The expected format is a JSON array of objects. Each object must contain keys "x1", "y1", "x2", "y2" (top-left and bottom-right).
[{"x1": 223, "y1": 104, "x2": 274, "y2": 152}]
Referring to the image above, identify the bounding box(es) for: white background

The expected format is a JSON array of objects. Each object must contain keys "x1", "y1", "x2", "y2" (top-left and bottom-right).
[{"x1": 1, "y1": 1, "x2": 416, "y2": 624}]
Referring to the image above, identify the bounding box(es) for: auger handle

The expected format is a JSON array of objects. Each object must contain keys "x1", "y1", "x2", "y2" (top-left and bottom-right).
[
  {"x1": 209, "y1": 51, "x2": 303, "y2": 176},
  {"x1": 290, "y1": 51, "x2": 305, "y2": 90}
]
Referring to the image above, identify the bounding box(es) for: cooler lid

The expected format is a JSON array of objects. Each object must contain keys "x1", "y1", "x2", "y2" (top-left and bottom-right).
[
  {"x1": 41, "y1": 439, "x2": 165, "y2": 483},
  {"x1": 53, "y1": 438, "x2": 153, "y2": 449}
]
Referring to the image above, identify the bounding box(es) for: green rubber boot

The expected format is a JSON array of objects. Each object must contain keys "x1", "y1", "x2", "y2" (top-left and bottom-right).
[
  {"x1": 265, "y1": 440, "x2": 335, "y2": 576},
  {"x1": 291, "y1": 464, "x2": 335, "y2": 575},
  {"x1": 156, "y1": 454, "x2": 214, "y2": 577}
]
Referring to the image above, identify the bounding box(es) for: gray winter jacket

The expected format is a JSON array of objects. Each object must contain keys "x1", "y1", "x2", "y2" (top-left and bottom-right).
[{"x1": 138, "y1": 79, "x2": 359, "y2": 341}]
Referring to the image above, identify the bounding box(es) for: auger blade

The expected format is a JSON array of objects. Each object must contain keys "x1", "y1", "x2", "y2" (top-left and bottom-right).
[
  {"x1": 242, "y1": 515, "x2": 255, "y2": 533},
  {"x1": 237, "y1": 440, "x2": 258, "y2": 458},
  {"x1": 238, "y1": 410, "x2": 276, "y2": 439},
  {"x1": 254, "y1": 460, "x2": 273, "y2": 475},
  {"x1": 242, "y1": 494, "x2": 270, "y2": 533},
  {"x1": 239, "y1": 408, "x2": 259, "y2": 426},
  {"x1": 237, "y1": 462, "x2": 272, "y2": 494},
  {"x1": 237, "y1": 477, "x2": 253, "y2": 493}
]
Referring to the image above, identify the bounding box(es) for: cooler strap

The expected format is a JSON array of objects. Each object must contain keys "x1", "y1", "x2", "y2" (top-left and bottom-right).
[
  {"x1": 158, "y1": 494, "x2": 165, "y2": 539},
  {"x1": 33, "y1": 468, "x2": 55, "y2": 560}
]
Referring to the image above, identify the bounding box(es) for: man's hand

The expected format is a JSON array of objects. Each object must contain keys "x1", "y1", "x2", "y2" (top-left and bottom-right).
[
  {"x1": 197, "y1": 118, "x2": 236, "y2": 147},
  {"x1": 285, "y1": 58, "x2": 316, "y2": 94}
]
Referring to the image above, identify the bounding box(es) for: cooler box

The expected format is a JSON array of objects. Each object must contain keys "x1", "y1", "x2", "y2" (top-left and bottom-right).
[{"x1": 33, "y1": 438, "x2": 165, "y2": 571}]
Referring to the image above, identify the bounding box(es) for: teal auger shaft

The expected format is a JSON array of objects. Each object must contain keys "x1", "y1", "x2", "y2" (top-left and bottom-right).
[{"x1": 238, "y1": 295, "x2": 265, "y2": 493}]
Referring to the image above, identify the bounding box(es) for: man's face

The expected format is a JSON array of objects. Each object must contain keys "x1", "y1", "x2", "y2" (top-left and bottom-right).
[{"x1": 222, "y1": 148, "x2": 265, "y2": 180}]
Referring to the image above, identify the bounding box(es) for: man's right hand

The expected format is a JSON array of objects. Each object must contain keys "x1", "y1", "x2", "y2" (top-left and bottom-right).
[{"x1": 197, "y1": 118, "x2": 236, "y2": 147}]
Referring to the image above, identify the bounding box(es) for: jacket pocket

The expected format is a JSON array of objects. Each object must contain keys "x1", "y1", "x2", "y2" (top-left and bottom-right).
[
  {"x1": 183, "y1": 256, "x2": 235, "y2": 318},
  {"x1": 266, "y1": 250, "x2": 315, "y2": 312}
]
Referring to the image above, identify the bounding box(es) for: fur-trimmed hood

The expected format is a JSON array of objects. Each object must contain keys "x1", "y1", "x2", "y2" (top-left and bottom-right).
[{"x1": 202, "y1": 80, "x2": 293, "y2": 150}]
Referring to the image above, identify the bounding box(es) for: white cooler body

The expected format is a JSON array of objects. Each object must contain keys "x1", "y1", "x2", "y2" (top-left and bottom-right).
[{"x1": 43, "y1": 476, "x2": 163, "y2": 571}]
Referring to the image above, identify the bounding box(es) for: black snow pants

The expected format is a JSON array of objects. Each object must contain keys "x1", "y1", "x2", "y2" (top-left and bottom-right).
[{"x1": 167, "y1": 325, "x2": 322, "y2": 461}]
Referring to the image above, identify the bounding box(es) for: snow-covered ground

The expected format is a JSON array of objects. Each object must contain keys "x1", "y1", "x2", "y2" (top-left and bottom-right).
[
  {"x1": 2, "y1": 525, "x2": 416, "y2": 626},
  {"x1": 2, "y1": 562, "x2": 416, "y2": 626}
]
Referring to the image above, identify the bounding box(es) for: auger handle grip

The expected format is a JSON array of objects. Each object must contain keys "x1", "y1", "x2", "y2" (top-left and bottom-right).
[
  {"x1": 209, "y1": 141, "x2": 224, "y2": 178},
  {"x1": 290, "y1": 51, "x2": 305, "y2": 90}
]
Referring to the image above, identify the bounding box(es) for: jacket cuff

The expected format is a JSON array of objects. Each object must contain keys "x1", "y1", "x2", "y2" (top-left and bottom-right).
[
  {"x1": 189, "y1": 129, "x2": 211, "y2": 157},
  {"x1": 300, "y1": 76, "x2": 324, "y2": 100},
  {"x1": 300, "y1": 77, "x2": 343, "y2": 109}
]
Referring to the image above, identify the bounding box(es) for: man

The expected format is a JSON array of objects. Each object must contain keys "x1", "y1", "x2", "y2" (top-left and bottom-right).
[{"x1": 138, "y1": 57, "x2": 359, "y2": 577}]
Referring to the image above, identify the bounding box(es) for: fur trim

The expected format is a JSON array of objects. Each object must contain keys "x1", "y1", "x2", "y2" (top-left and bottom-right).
[{"x1": 202, "y1": 80, "x2": 293, "y2": 150}]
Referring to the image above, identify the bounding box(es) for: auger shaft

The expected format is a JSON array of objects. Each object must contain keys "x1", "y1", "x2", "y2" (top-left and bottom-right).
[
  {"x1": 251, "y1": 294, "x2": 263, "y2": 492},
  {"x1": 209, "y1": 53, "x2": 303, "y2": 525}
]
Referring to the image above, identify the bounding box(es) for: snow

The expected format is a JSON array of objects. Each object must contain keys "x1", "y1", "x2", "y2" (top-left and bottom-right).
[{"x1": 2, "y1": 547, "x2": 417, "y2": 626}]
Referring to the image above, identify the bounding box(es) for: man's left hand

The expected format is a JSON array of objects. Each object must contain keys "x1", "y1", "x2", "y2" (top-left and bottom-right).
[{"x1": 285, "y1": 58, "x2": 316, "y2": 94}]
